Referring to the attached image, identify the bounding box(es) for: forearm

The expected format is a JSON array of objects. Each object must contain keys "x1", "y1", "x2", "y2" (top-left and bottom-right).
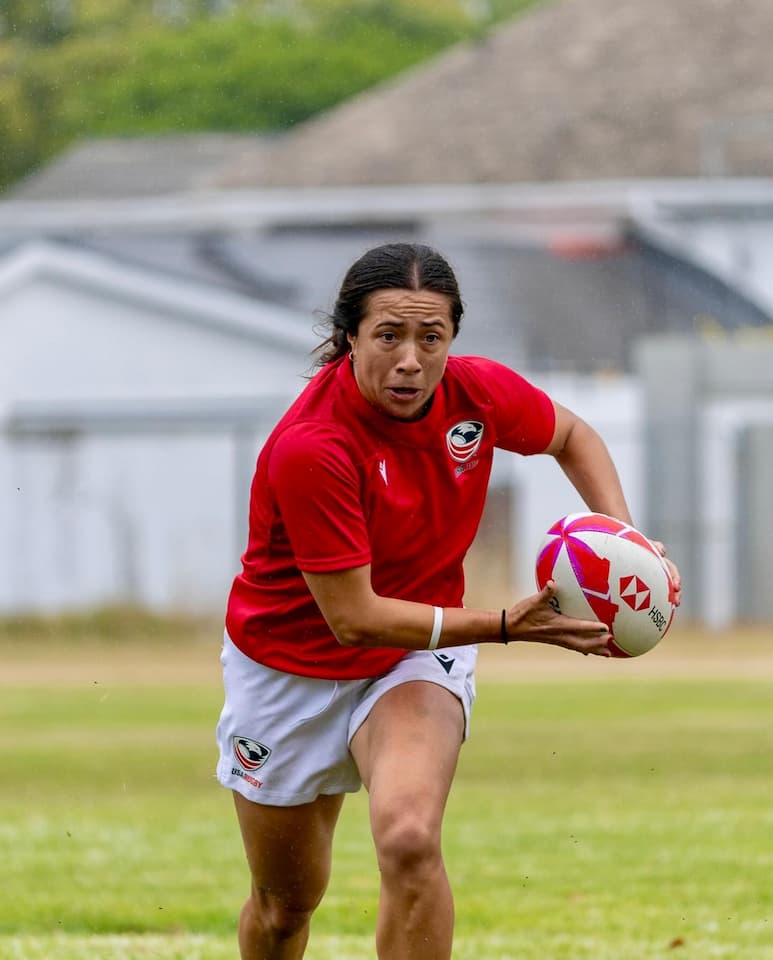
[
  {"x1": 333, "y1": 595, "x2": 502, "y2": 650},
  {"x1": 330, "y1": 589, "x2": 610, "y2": 659},
  {"x1": 304, "y1": 549, "x2": 612, "y2": 658},
  {"x1": 308, "y1": 575, "x2": 609, "y2": 658}
]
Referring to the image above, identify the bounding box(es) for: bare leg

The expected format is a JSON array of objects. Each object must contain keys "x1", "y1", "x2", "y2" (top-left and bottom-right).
[
  {"x1": 232, "y1": 791, "x2": 344, "y2": 960},
  {"x1": 350, "y1": 681, "x2": 464, "y2": 960}
]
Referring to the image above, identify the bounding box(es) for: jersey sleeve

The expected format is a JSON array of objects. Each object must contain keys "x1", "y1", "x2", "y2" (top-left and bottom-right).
[
  {"x1": 465, "y1": 357, "x2": 555, "y2": 454},
  {"x1": 267, "y1": 422, "x2": 372, "y2": 573}
]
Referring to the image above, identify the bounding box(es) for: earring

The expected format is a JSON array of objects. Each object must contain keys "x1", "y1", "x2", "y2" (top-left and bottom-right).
[{"x1": 348, "y1": 350, "x2": 355, "y2": 362}]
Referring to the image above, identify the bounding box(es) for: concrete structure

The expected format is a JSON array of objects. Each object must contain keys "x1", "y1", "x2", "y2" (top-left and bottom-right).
[
  {"x1": 635, "y1": 335, "x2": 773, "y2": 628},
  {"x1": 738, "y1": 424, "x2": 773, "y2": 622}
]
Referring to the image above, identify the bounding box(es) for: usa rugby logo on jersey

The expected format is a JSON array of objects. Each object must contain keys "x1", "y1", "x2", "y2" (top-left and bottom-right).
[{"x1": 446, "y1": 421, "x2": 484, "y2": 463}]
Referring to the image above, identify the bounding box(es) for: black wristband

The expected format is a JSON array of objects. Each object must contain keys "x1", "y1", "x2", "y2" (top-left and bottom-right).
[{"x1": 500, "y1": 608, "x2": 508, "y2": 644}]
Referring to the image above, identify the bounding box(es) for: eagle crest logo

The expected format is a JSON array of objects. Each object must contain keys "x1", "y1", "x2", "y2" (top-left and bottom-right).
[{"x1": 446, "y1": 421, "x2": 484, "y2": 463}]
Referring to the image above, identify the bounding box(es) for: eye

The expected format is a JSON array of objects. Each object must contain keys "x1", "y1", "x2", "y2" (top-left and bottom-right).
[
  {"x1": 425, "y1": 333, "x2": 440, "y2": 344},
  {"x1": 380, "y1": 331, "x2": 397, "y2": 342}
]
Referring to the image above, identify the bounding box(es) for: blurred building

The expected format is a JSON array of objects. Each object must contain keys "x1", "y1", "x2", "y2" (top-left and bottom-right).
[
  {"x1": 0, "y1": 241, "x2": 312, "y2": 613},
  {"x1": 2, "y1": 0, "x2": 773, "y2": 624}
]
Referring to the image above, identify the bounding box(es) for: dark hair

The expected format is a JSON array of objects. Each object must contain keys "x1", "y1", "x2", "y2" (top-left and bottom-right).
[{"x1": 314, "y1": 242, "x2": 464, "y2": 367}]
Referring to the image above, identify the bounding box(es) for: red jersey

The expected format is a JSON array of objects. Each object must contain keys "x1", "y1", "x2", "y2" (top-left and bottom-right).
[{"x1": 226, "y1": 355, "x2": 555, "y2": 679}]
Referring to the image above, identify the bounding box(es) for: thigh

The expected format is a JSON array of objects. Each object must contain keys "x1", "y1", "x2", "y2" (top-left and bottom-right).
[
  {"x1": 348, "y1": 644, "x2": 477, "y2": 747},
  {"x1": 233, "y1": 791, "x2": 344, "y2": 904},
  {"x1": 350, "y1": 680, "x2": 465, "y2": 826},
  {"x1": 216, "y1": 633, "x2": 362, "y2": 806}
]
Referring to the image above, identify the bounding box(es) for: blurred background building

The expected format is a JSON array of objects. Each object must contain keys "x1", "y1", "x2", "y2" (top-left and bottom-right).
[{"x1": 2, "y1": 0, "x2": 772, "y2": 625}]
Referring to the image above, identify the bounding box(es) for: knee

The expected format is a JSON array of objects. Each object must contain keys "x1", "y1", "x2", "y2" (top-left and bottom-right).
[
  {"x1": 374, "y1": 809, "x2": 442, "y2": 884},
  {"x1": 247, "y1": 886, "x2": 321, "y2": 941}
]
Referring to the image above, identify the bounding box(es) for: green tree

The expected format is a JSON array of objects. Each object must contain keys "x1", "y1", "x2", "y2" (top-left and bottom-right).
[
  {"x1": 0, "y1": 0, "x2": 541, "y2": 191},
  {"x1": 0, "y1": 0, "x2": 74, "y2": 43},
  {"x1": 17, "y1": 5, "x2": 467, "y2": 141}
]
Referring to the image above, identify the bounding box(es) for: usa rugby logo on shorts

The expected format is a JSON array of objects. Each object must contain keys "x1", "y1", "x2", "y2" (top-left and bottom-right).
[
  {"x1": 446, "y1": 421, "x2": 484, "y2": 463},
  {"x1": 233, "y1": 736, "x2": 271, "y2": 771}
]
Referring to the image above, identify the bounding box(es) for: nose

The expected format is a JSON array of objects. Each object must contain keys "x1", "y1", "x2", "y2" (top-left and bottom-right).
[{"x1": 396, "y1": 342, "x2": 421, "y2": 374}]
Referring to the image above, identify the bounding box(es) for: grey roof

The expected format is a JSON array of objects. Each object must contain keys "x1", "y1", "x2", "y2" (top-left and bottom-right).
[
  {"x1": 220, "y1": 0, "x2": 773, "y2": 187},
  {"x1": 9, "y1": 133, "x2": 270, "y2": 202}
]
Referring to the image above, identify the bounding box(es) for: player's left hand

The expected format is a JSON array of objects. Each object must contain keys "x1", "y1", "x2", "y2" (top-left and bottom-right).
[{"x1": 505, "y1": 582, "x2": 613, "y2": 657}]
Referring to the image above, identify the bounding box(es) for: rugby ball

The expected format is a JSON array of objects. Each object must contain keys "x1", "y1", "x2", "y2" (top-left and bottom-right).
[{"x1": 535, "y1": 512, "x2": 677, "y2": 658}]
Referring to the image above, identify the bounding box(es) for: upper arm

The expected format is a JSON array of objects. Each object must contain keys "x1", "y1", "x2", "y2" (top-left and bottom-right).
[{"x1": 542, "y1": 400, "x2": 582, "y2": 456}]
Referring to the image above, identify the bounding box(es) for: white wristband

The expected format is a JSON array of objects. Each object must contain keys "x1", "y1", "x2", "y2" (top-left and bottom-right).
[{"x1": 428, "y1": 606, "x2": 443, "y2": 650}]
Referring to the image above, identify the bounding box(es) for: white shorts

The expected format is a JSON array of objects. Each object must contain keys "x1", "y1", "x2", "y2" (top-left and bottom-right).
[{"x1": 215, "y1": 632, "x2": 478, "y2": 807}]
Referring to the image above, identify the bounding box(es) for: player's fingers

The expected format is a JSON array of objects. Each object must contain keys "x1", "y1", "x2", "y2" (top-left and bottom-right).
[
  {"x1": 572, "y1": 631, "x2": 613, "y2": 657},
  {"x1": 586, "y1": 640, "x2": 612, "y2": 658},
  {"x1": 651, "y1": 539, "x2": 667, "y2": 556},
  {"x1": 509, "y1": 581, "x2": 558, "y2": 620},
  {"x1": 536, "y1": 585, "x2": 609, "y2": 636},
  {"x1": 663, "y1": 557, "x2": 682, "y2": 605},
  {"x1": 557, "y1": 614, "x2": 610, "y2": 636},
  {"x1": 652, "y1": 541, "x2": 683, "y2": 604},
  {"x1": 537, "y1": 580, "x2": 556, "y2": 602}
]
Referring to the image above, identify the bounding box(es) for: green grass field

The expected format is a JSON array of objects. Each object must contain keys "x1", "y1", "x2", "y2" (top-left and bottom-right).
[{"x1": 1, "y1": 614, "x2": 772, "y2": 959}]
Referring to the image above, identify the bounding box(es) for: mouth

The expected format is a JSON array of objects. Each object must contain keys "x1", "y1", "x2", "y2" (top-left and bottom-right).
[{"x1": 386, "y1": 386, "x2": 422, "y2": 402}]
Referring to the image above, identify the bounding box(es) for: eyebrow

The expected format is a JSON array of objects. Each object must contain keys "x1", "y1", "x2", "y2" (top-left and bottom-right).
[{"x1": 373, "y1": 317, "x2": 448, "y2": 327}]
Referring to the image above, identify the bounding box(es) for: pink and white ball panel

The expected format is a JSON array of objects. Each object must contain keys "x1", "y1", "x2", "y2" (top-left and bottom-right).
[{"x1": 535, "y1": 513, "x2": 677, "y2": 658}]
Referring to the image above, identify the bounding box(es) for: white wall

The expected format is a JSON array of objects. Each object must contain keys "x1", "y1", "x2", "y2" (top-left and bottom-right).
[
  {"x1": 0, "y1": 425, "x2": 276, "y2": 615},
  {"x1": 0, "y1": 277, "x2": 309, "y2": 404},
  {"x1": 0, "y1": 245, "x2": 311, "y2": 614}
]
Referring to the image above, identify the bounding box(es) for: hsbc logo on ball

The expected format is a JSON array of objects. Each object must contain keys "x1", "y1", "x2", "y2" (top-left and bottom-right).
[
  {"x1": 446, "y1": 421, "x2": 484, "y2": 463},
  {"x1": 619, "y1": 575, "x2": 651, "y2": 611}
]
